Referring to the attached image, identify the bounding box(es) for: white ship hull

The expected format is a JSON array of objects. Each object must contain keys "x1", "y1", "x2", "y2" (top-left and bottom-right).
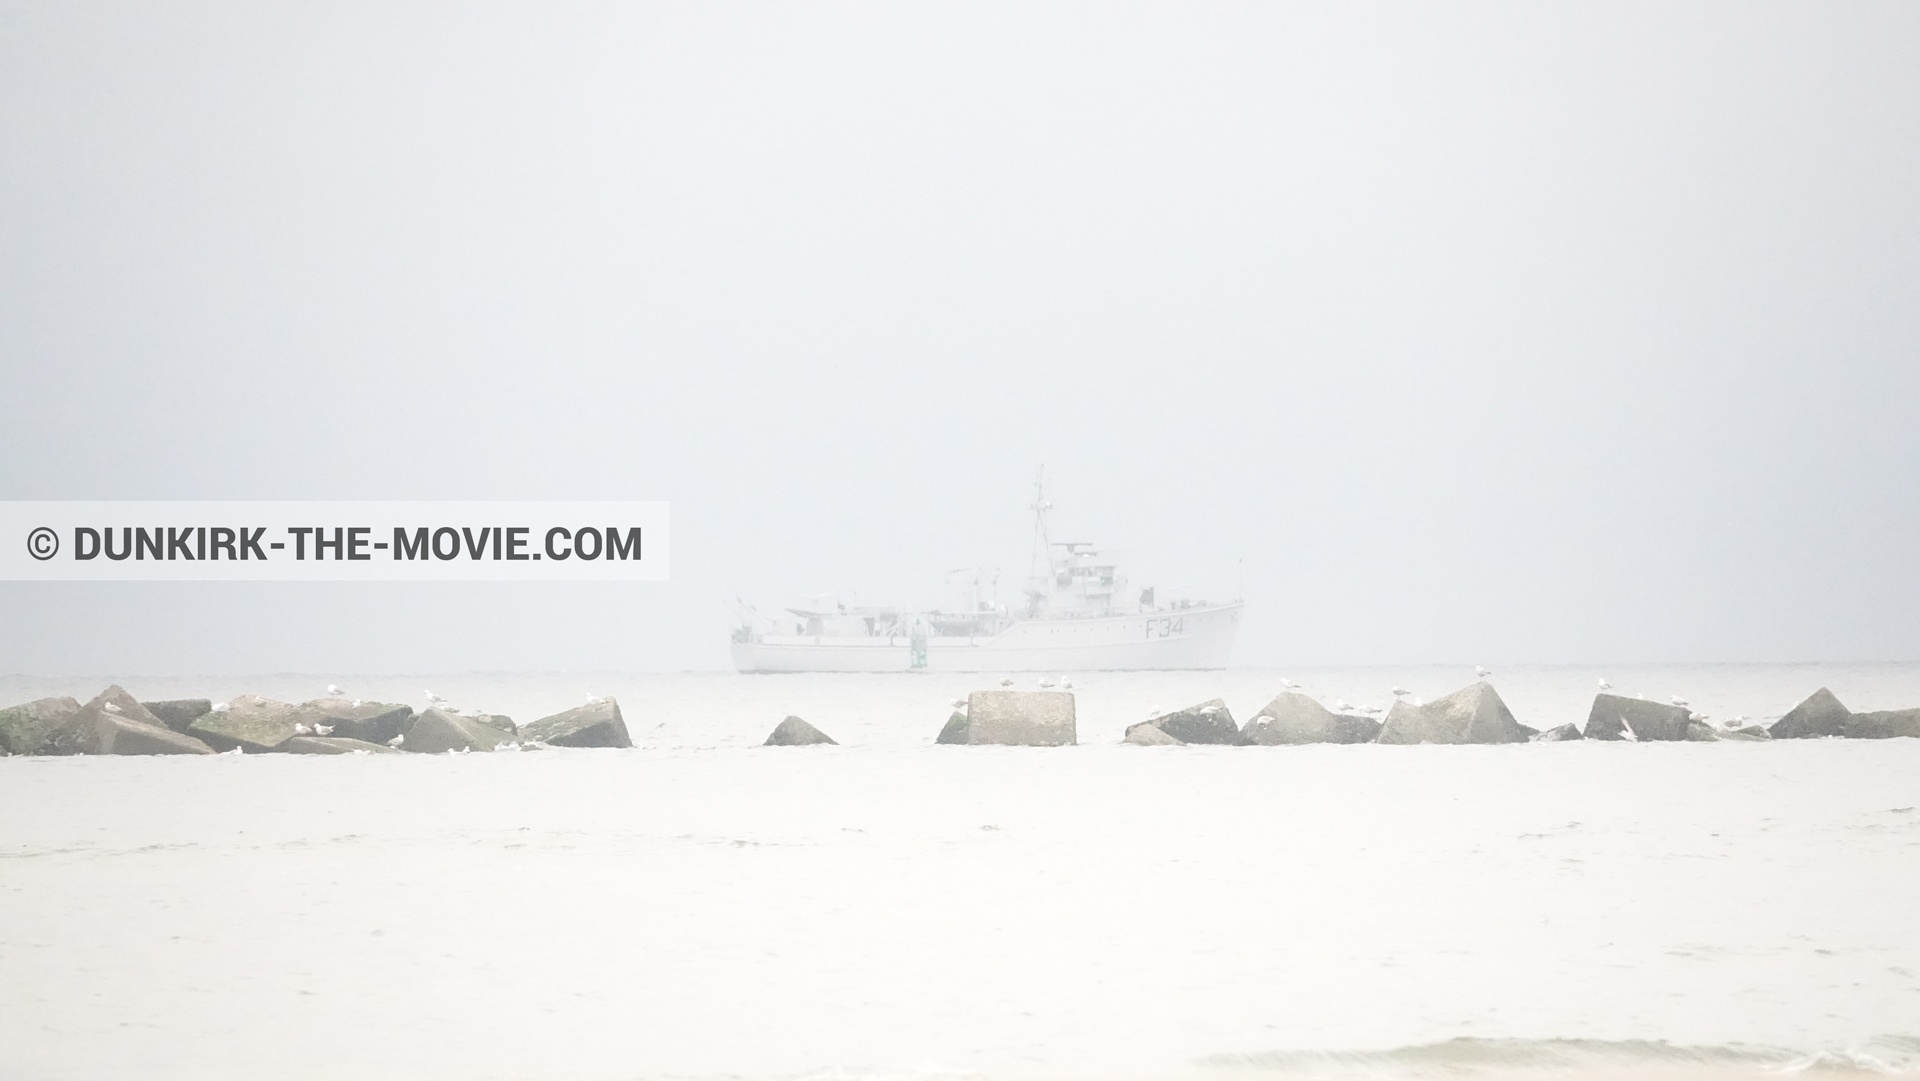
[{"x1": 731, "y1": 602, "x2": 1241, "y2": 673}]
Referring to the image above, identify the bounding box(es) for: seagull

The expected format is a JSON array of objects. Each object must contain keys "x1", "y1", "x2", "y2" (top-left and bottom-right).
[
  {"x1": 1037, "y1": 678, "x2": 1054, "y2": 688},
  {"x1": 351, "y1": 699, "x2": 362, "y2": 707},
  {"x1": 1333, "y1": 698, "x2": 1354, "y2": 712},
  {"x1": 1598, "y1": 678, "x2": 1612, "y2": 691},
  {"x1": 1280, "y1": 678, "x2": 1301, "y2": 689},
  {"x1": 1689, "y1": 712, "x2": 1709, "y2": 722},
  {"x1": 496, "y1": 742, "x2": 521, "y2": 752},
  {"x1": 211, "y1": 702, "x2": 231, "y2": 713},
  {"x1": 1255, "y1": 715, "x2": 1273, "y2": 726},
  {"x1": 1391, "y1": 687, "x2": 1410, "y2": 697},
  {"x1": 327, "y1": 684, "x2": 344, "y2": 697},
  {"x1": 585, "y1": 695, "x2": 604, "y2": 705},
  {"x1": 1146, "y1": 703, "x2": 1162, "y2": 716},
  {"x1": 1620, "y1": 723, "x2": 1640, "y2": 742},
  {"x1": 1475, "y1": 666, "x2": 1492, "y2": 678},
  {"x1": 103, "y1": 701, "x2": 123, "y2": 714},
  {"x1": 1360, "y1": 705, "x2": 1383, "y2": 715},
  {"x1": 1200, "y1": 705, "x2": 1220, "y2": 715},
  {"x1": 950, "y1": 698, "x2": 967, "y2": 709},
  {"x1": 425, "y1": 690, "x2": 446, "y2": 704},
  {"x1": 223, "y1": 745, "x2": 244, "y2": 755},
  {"x1": 293, "y1": 723, "x2": 313, "y2": 736},
  {"x1": 350, "y1": 749, "x2": 370, "y2": 756},
  {"x1": 999, "y1": 678, "x2": 1014, "y2": 687},
  {"x1": 1061, "y1": 680, "x2": 1073, "y2": 689},
  {"x1": 388, "y1": 733, "x2": 405, "y2": 748},
  {"x1": 314, "y1": 724, "x2": 334, "y2": 736},
  {"x1": 1669, "y1": 695, "x2": 1689, "y2": 707},
  {"x1": 1731, "y1": 714, "x2": 1749, "y2": 725}
]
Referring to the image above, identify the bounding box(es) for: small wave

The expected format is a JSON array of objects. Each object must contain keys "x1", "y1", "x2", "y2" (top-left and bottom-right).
[{"x1": 1205, "y1": 1036, "x2": 1920, "y2": 1078}]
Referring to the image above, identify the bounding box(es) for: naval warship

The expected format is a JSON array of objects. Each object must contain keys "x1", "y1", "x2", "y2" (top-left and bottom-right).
[{"x1": 730, "y1": 480, "x2": 1241, "y2": 673}]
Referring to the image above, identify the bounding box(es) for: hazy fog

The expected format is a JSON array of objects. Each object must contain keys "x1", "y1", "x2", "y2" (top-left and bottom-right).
[{"x1": 2, "y1": 2, "x2": 1916, "y2": 673}]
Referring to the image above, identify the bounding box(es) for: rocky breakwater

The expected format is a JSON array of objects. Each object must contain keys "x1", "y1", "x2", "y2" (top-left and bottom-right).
[
  {"x1": 43, "y1": 687, "x2": 215, "y2": 755},
  {"x1": 522, "y1": 698, "x2": 631, "y2": 748},
  {"x1": 1377, "y1": 682, "x2": 1535, "y2": 745},
  {"x1": 939, "y1": 690, "x2": 1076, "y2": 746},
  {"x1": 1585, "y1": 694, "x2": 1692, "y2": 742},
  {"x1": 1240, "y1": 691, "x2": 1382, "y2": 745},
  {"x1": 0, "y1": 687, "x2": 643, "y2": 756},
  {"x1": 1125, "y1": 699, "x2": 1242, "y2": 746},
  {"x1": 763, "y1": 716, "x2": 837, "y2": 746},
  {"x1": 405, "y1": 708, "x2": 520, "y2": 754}
]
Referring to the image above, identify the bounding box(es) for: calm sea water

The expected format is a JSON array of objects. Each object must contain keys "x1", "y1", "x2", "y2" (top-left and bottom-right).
[{"x1": 3, "y1": 665, "x2": 1918, "y2": 1081}]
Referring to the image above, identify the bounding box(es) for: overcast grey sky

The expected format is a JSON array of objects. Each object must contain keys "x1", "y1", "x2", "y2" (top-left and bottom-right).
[{"x1": 2, "y1": 2, "x2": 1917, "y2": 674}]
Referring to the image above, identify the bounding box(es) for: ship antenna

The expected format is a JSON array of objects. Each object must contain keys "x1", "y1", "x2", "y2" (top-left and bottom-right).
[{"x1": 1029, "y1": 465, "x2": 1053, "y2": 582}]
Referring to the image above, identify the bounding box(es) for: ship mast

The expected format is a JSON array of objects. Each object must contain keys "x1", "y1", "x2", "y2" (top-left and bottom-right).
[{"x1": 1024, "y1": 466, "x2": 1055, "y2": 615}]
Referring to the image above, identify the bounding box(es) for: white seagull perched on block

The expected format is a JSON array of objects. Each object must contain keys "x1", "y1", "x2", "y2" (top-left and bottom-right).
[
  {"x1": 1037, "y1": 677, "x2": 1054, "y2": 688},
  {"x1": 425, "y1": 690, "x2": 446, "y2": 705},
  {"x1": 1360, "y1": 705, "x2": 1383, "y2": 715},
  {"x1": 1475, "y1": 666, "x2": 1492, "y2": 678},
  {"x1": 585, "y1": 695, "x2": 604, "y2": 705},
  {"x1": 212, "y1": 702, "x2": 231, "y2": 713},
  {"x1": 315, "y1": 724, "x2": 334, "y2": 736},
  {"x1": 1689, "y1": 712, "x2": 1709, "y2": 722},
  {"x1": 1598, "y1": 678, "x2": 1611, "y2": 691},
  {"x1": 1391, "y1": 687, "x2": 1410, "y2": 697},
  {"x1": 223, "y1": 745, "x2": 243, "y2": 755},
  {"x1": 327, "y1": 684, "x2": 344, "y2": 697},
  {"x1": 950, "y1": 697, "x2": 966, "y2": 709},
  {"x1": 1062, "y1": 680, "x2": 1073, "y2": 689},
  {"x1": 1669, "y1": 695, "x2": 1689, "y2": 707},
  {"x1": 388, "y1": 733, "x2": 405, "y2": 748},
  {"x1": 103, "y1": 701, "x2": 123, "y2": 714},
  {"x1": 999, "y1": 678, "x2": 1014, "y2": 687},
  {"x1": 1280, "y1": 678, "x2": 1301, "y2": 689},
  {"x1": 1333, "y1": 698, "x2": 1354, "y2": 712},
  {"x1": 293, "y1": 723, "x2": 313, "y2": 736}
]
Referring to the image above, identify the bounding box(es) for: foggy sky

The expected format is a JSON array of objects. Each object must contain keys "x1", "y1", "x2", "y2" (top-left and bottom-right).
[{"x1": 2, "y1": 2, "x2": 1917, "y2": 674}]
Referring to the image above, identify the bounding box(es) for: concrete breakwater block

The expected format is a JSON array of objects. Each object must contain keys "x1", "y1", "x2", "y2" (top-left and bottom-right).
[
  {"x1": 1139, "y1": 699, "x2": 1241, "y2": 745},
  {"x1": 935, "y1": 711, "x2": 969, "y2": 744},
  {"x1": 1585, "y1": 694, "x2": 1690, "y2": 742},
  {"x1": 141, "y1": 699, "x2": 212, "y2": 733},
  {"x1": 1843, "y1": 708, "x2": 1920, "y2": 739},
  {"x1": 0, "y1": 696, "x2": 80, "y2": 755},
  {"x1": 523, "y1": 699, "x2": 631, "y2": 748},
  {"x1": 1770, "y1": 688, "x2": 1850, "y2": 739},
  {"x1": 1719, "y1": 725, "x2": 1772, "y2": 741},
  {"x1": 941, "y1": 691, "x2": 1076, "y2": 746},
  {"x1": 1242, "y1": 691, "x2": 1380, "y2": 745},
  {"x1": 763, "y1": 716, "x2": 837, "y2": 746},
  {"x1": 1377, "y1": 682, "x2": 1533, "y2": 745},
  {"x1": 282, "y1": 735, "x2": 403, "y2": 755},
  {"x1": 296, "y1": 699, "x2": 415, "y2": 745},
  {"x1": 46, "y1": 689, "x2": 214, "y2": 755},
  {"x1": 1533, "y1": 723, "x2": 1583, "y2": 742},
  {"x1": 405, "y1": 708, "x2": 518, "y2": 753},
  {"x1": 188, "y1": 695, "x2": 301, "y2": 753},
  {"x1": 1123, "y1": 720, "x2": 1183, "y2": 745}
]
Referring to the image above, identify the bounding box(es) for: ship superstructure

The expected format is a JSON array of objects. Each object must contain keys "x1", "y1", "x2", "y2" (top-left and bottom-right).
[{"x1": 729, "y1": 478, "x2": 1241, "y2": 673}]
